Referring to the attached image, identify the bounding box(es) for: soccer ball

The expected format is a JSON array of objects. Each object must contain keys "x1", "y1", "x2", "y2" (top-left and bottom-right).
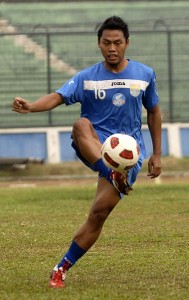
[{"x1": 101, "y1": 133, "x2": 140, "y2": 173}]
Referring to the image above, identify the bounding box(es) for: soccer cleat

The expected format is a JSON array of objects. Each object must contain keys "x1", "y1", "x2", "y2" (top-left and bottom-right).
[
  {"x1": 49, "y1": 266, "x2": 65, "y2": 288},
  {"x1": 49, "y1": 260, "x2": 72, "y2": 289},
  {"x1": 110, "y1": 170, "x2": 133, "y2": 195}
]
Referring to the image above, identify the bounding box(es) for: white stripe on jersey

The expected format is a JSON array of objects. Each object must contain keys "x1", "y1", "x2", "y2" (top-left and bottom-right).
[{"x1": 84, "y1": 79, "x2": 149, "y2": 91}]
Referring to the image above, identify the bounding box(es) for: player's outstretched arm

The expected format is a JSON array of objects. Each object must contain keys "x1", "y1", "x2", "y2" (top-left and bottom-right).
[
  {"x1": 147, "y1": 104, "x2": 162, "y2": 178},
  {"x1": 12, "y1": 92, "x2": 63, "y2": 114}
]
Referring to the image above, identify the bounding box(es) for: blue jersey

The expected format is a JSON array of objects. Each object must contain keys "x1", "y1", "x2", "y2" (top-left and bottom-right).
[{"x1": 56, "y1": 59, "x2": 159, "y2": 159}]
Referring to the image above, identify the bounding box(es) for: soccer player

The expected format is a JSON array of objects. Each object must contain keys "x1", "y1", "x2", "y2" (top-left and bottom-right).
[{"x1": 12, "y1": 16, "x2": 162, "y2": 288}]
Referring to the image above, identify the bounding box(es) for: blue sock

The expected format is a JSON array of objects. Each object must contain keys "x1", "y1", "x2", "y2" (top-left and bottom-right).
[
  {"x1": 58, "y1": 241, "x2": 86, "y2": 268},
  {"x1": 94, "y1": 158, "x2": 112, "y2": 183}
]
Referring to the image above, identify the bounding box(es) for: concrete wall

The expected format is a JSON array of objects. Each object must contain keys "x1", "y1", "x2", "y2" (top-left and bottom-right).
[{"x1": 0, "y1": 123, "x2": 188, "y2": 163}]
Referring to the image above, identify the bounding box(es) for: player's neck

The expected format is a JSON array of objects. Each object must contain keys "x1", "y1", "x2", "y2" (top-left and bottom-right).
[{"x1": 103, "y1": 59, "x2": 128, "y2": 73}]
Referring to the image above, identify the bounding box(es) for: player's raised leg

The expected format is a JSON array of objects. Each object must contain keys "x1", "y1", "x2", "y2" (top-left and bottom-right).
[
  {"x1": 72, "y1": 117, "x2": 102, "y2": 163},
  {"x1": 72, "y1": 117, "x2": 133, "y2": 194},
  {"x1": 72, "y1": 117, "x2": 112, "y2": 181}
]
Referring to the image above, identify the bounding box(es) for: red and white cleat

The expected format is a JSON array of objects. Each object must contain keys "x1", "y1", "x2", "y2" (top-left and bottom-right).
[
  {"x1": 49, "y1": 259, "x2": 72, "y2": 289},
  {"x1": 49, "y1": 265, "x2": 66, "y2": 288}
]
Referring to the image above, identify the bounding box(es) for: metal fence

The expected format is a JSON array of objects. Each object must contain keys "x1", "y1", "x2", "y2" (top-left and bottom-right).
[{"x1": 0, "y1": 28, "x2": 189, "y2": 128}]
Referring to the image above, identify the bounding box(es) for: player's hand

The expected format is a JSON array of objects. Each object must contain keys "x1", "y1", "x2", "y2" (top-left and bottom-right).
[
  {"x1": 147, "y1": 154, "x2": 161, "y2": 178},
  {"x1": 12, "y1": 97, "x2": 31, "y2": 114}
]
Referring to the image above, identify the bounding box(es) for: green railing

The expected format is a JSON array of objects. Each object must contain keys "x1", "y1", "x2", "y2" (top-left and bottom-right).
[{"x1": 0, "y1": 28, "x2": 189, "y2": 127}]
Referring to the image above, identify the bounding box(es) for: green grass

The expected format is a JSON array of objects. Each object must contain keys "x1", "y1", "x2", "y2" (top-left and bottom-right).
[{"x1": 0, "y1": 183, "x2": 189, "y2": 299}]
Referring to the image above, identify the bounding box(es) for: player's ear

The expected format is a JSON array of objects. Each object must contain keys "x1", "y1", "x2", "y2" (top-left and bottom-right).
[{"x1": 125, "y1": 38, "x2": 129, "y2": 50}]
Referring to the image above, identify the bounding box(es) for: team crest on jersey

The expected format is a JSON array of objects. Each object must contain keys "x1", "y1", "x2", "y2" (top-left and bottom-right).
[
  {"x1": 112, "y1": 93, "x2": 126, "y2": 106},
  {"x1": 130, "y1": 84, "x2": 141, "y2": 97}
]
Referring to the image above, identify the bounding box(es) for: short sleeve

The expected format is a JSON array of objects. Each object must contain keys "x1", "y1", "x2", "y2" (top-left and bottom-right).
[
  {"x1": 142, "y1": 71, "x2": 159, "y2": 110},
  {"x1": 55, "y1": 72, "x2": 83, "y2": 106}
]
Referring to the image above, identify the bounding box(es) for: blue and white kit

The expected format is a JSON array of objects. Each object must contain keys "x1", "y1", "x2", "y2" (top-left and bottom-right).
[{"x1": 56, "y1": 59, "x2": 159, "y2": 185}]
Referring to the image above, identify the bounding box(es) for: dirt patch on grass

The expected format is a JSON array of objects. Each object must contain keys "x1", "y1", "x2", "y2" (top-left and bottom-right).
[
  {"x1": 0, "y1": 157, "x2": 188, "y2": 188},
  {"x1": 0, "y1": 174, "x2": 188, "y2": 189}
]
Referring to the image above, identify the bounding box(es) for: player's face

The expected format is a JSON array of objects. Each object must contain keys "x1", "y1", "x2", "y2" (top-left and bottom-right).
[{"x1": 98, "y1": 29, "x2": 129, "y2": 68}]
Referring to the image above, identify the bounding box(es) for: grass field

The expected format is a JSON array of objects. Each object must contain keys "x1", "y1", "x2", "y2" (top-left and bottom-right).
[{"x1": 0, "y1": 181, "x2": 189, "y2": 300}]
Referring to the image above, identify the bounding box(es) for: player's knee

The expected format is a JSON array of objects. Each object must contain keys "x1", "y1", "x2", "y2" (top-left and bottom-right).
[
  {"x1": 88, "y1": 207, "x2": 111, "y2": 228},
  {"x1": 73, "y1": 118, "x2": 91, "y2": 132},
  {"x1": 72, "y1": 118, "x2": 92, "y2": 145}
]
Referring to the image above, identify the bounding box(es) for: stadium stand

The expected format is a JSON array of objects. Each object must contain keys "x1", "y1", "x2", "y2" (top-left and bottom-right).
[{"x1": 0, "y1": 1, "x2": 189, "y2": 127}]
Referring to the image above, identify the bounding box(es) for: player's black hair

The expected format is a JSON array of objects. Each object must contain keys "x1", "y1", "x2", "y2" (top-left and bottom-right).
[{"x1": 97, "y1": 16, "x2": 129, "y2": 42}]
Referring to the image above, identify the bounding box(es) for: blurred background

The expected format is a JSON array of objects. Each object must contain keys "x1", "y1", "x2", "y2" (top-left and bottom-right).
[{"x1": 0, "y1": 0, "x2": 189, "y2": 163}]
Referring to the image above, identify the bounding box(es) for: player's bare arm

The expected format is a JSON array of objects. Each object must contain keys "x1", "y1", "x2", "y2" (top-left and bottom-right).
[
  {"x1": 147, "y1": 104, "x2": 162, "y2": 178},
  {"x1": 12, "y1": 92, "x2": 63, "y2": 114}
]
